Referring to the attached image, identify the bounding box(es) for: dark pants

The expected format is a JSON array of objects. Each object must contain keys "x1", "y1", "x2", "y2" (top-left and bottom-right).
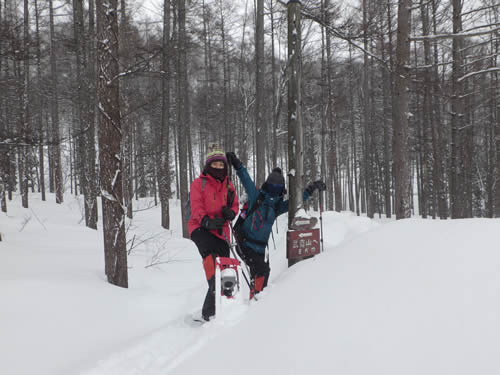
[
  {"x1": 239, "y1": 242, "x2": 270, "y2": 292},
  {"x1": 191, "y1": 228, "x2": 230, "y2": 319}
]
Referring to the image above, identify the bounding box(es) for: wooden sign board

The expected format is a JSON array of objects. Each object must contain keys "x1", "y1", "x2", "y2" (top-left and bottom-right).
[{"x1": 286, "y1": 228, "x2": 320, "y2": 259}]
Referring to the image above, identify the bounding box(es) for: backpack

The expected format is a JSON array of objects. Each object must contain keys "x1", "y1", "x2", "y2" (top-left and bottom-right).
[
  {"x1": 184, "y1": 177, "x2": 207, "y2": 222},
  {"x1": 233, "y1": 192, "x2": 279, "y2": 249}
]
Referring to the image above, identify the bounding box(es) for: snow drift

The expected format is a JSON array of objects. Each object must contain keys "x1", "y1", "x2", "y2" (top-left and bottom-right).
[
  {"x1": 1, "y1": 195, "x2": 499, "y2": 375},
  {"x1": 170, "y1": 218, "x2": 500, "y2": 375}
]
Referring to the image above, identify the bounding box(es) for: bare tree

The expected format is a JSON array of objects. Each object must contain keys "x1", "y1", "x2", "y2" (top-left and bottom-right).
[
  {"x1": 178, "y1": 0, "x2": 189, "y2": 238},
  {"x1": 393, "y1": 0, "x2": 412, "y2": 219},
  {"x1": 73, "y1": 0, "x2": 98, "y2": 228},
  {"x1": 287, "y1": 0, "x2": 303, "y2": 227},
  {"x1": 255, "y1": 0, "x2": 266, "y2": 185},
  {"x1": 48, "y1": 0, "x2": 64, "y2": 204},
  {"x1": 20, "y1": 0, "x2": 30, "y2": 209},
  {"x1": 96, "y1": 0, "x2": 128, "y2": 287},
  {"x1": 450, "y1": 0, "x2": 464, "y2": 218},
  {"x1": 159, "y1": 0, "x2": 171, "y2": 229},
  {"x1": 34, "y1": 0, "x2": 45, "y2": 202},
  {"x1": 0, "y1": 0, "x2": 6, "y2": 213}
]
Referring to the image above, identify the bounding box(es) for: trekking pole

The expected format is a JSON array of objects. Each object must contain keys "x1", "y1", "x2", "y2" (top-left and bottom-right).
[
  {"x1": 270, "y1": 230, "x2": 276, "y2": 250},
  {"x1": 228, "y1": 226, "x2": 253, "y2": 272},
  {"x1": 227, "y1": 227, "x2": 260, "y2": 301},
  {"x1": 222, "y1": 230, "x2": 254, "y2": 295},
  {"x1": 319, "y1": 189, "x2": 324, "y2": 253}
]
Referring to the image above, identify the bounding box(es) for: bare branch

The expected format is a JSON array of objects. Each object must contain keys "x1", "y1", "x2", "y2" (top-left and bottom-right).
[
  {"x1": 276, "y1": 0, "x2": 391, "y2": 70},
  {"x1": 458, "y1": 67, "x2": 500, "y2": 82},
  {"x1": 411, "y1": 27, "x2": 500, "y2": 41}
]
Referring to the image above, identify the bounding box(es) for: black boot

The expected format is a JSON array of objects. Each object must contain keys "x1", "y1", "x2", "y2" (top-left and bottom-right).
[{"x1": 202, "y1": 276, "x2": 215, "y2": 320}]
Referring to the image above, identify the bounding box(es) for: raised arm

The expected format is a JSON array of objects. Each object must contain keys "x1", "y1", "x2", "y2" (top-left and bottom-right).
[
  {"x1": 226, "y1": 152, "x2": 259, "y2": 203},
  {"x1": 276, "y1": 190, "x2": 310, "y2": 215},
  {"x1": 236, "y1": 166, "x2": 259, "y2": 203},
  {"x1": 276, "y1": 181, "x2": 326, "y2": 216}
]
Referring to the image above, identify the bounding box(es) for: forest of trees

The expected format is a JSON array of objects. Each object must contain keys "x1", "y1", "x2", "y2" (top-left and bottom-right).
[{"x1": 1, "y1": 0, "x2": 500, "y2": 283}]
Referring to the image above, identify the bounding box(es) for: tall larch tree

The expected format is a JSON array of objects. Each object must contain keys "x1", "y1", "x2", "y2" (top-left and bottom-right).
[
  {"x1": 48, "y1": 0, "x2": 64, "y2": 204},
  {"x1": 159, "y1": 0, "x2": 171, "y2": 229},
  {"x1": 96, "y1": 0, "x2": 128, "y2": 287},
  {"x1": 255, "y1": 0, "x2": 266, "y2": 185},
  {"x1": 393, "y1": 0, "x2": 412, "y2": 219},
  {"x1": 178, "y1": 0, "x2": 190, "y2": 238}
]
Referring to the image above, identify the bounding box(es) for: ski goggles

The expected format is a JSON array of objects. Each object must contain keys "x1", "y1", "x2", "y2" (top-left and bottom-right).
[{"x1": 264, "y1": 182, "x2": 285, "y2": 197}]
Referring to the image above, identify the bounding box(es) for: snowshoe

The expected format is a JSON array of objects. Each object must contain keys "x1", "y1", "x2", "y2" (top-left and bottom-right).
[
  {"x1": 221, "y1": 267, "x2": 237, "y2": 297},
  {"x1": 185, "y1": 311, "x2": 210, "y2": 327},
  {"x1": 215, "y1": 257, "x2": 241, "y2": 299}
]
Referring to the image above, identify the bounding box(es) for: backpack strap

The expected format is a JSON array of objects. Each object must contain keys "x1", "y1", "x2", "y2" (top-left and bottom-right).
[
  {"x1": 246, "y1": 192, "x2": 265, "y2": 219},
  {"x1": 227, "y1": 183, "x2": 235, "y2": 207}
]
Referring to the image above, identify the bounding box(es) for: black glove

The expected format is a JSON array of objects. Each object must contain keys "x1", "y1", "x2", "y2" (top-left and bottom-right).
[
  {"x1": 201, "y1": 215, "x2": 225, "y2": 231},
  {"x1": 226, "y1": 152, "x2": 242, "y2": 170},
  {"x1": 305, "y1": 180, "x2": 327, "y2": 195},
  {"x1": 221, "y1": 206, "x2": 236, "y2": 221}
]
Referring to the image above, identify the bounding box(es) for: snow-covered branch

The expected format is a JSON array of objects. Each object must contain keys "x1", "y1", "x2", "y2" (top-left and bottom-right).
[
  {"x1": 276, "y1": 0, "x2": 390, "y2": 71},
  {"x1": 411, "y1": 27, "x2": 500, "y2": 41},
  {"x1": 458, "y1": 67, "x2": 500, "y2": 82}
]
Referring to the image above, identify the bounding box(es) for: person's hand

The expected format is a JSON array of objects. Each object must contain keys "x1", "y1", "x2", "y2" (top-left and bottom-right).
[
  {"x1": 226, "y1": 152, "x2": 242, "y2": 169},
  {"x1": 305, "y1": 180, "x2": 326, "y2": 195},
  {"x1": 221, "y1": 206, "x2": 236, "y2": 221},
  {"x1": 201, "y1": 216, "x2": 225, "y2": 230}
]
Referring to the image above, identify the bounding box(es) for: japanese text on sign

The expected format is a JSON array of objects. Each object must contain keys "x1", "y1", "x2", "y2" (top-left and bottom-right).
[{"x1": 287, "y1": 228, "x2": 320, "y2": 259}]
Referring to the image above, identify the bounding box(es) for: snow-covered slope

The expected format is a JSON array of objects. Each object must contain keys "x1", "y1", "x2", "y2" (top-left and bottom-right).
[
  {"x1": 171, "y1": 218, "x2": 500, "y2": 375},
  {"x1": 2, "y1": 195, "x2": 499, "y2": 375},
  {"x1": 1, "y1": 195, "x2": 202, "y2": 375}
]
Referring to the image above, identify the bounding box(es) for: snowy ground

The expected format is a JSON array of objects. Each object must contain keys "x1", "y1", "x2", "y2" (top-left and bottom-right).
[{"x1": 1, "y1": 194, "x2": 499, "y2": 375}]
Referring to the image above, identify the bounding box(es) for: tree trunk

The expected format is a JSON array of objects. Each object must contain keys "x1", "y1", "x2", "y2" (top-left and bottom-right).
[
  {"x1": 380, "y1": 19, "x2": 392, "y2": 218},
  {"x1": 159, "y1": 0, "x2": 171, "y2": 229},
  {"x1": 0, "y1": 0, "x2": 7, "y2": 213},
  {"x1": 178, "y1": 0, "x2": 190, "y2": 238},
  {"x1": 270, "y1": 0, "x2": 278, "y2": 169},
  {"x1": 21, "y1": 0, "x2": 30, "y2": 209},
  {"x1": 431, "y1": 0, "x2": 447, "y2": 219},
  {"x1": 362, "y1": 0, "x2": 374, "y2": 218},
  {"x1": 96, "y1": 0, "x2": 128, "y2": 288},
  {"x1": 488, "y1": 11, "x2": 498, "y2": 217},
  {"x1": 287, "y1": 0, "x2": 303, "y2": 228},
  {"x1": 87, "y1": 0, "x2": 98, "y2": 226},
  {"x1": 450, "y1": 0, "x2": 464, "y2": 219},
  {"x1": 393, "y1": 0, "x2": 412, "y2": 219},
  {"x1": 74, "y1": 0, "x2": 98, "y2": 228},
  {"x1": 255, "y1": 0, "x2": 266, "y2": 185},
  {"x1": 48, "y1": 0, "x2": 64, "y2": 204},
  {"x1": 120, "y1": 0, "x2": 134, "y2": 220},
  {"x1": 34, "y1": 0, "x2": 45, "y2": 202},
  {"x1": 325, "y1": 0, "x2": 341, "y2": 212}
]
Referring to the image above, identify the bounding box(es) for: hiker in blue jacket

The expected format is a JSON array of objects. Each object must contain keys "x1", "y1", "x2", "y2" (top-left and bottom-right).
[{"x1": 226, "y1": 151, "x2": 326, "y2": 298}]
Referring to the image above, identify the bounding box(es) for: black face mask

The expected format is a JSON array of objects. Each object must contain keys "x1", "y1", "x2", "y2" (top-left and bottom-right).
[
  {"x1": 206, "y1": 166, "x2": 227, "y2": 181},
  {"x1": 263, "y1": 182, "x2": 284, "y2": 197}
]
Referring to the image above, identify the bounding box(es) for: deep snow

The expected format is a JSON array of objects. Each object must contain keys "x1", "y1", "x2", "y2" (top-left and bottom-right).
[{"x1": 1, "y1": 194, "x2": 499, "y2": 375}]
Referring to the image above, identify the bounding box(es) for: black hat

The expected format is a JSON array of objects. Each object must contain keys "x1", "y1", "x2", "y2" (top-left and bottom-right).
[
  {"x1": 262, "y1": 167, "x2": 285, "y2": 197},
  {"x1": 266, "y1": 167, "x2": 285, "y2": 186}
]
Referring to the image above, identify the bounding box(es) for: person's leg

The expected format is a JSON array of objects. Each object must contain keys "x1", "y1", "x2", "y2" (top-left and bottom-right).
[
  {"x1": 252, "y1": 252, "x2": 270, "y2": 294},
  {"x1": 239, "y1": 243, "x2": 256, "y2": 280},
  {"x1": 191, "y1": 228, "x2": 230, "y2": 319},
  {"x1": 217, "y1": 236, "x2": 230, "y2": 258},
  {"x1": 263, "y1": 260, "x2": 271, "y2": 288},
  {"x1": 201, "y1": 254, "x2": 216, "y2": 319}
]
